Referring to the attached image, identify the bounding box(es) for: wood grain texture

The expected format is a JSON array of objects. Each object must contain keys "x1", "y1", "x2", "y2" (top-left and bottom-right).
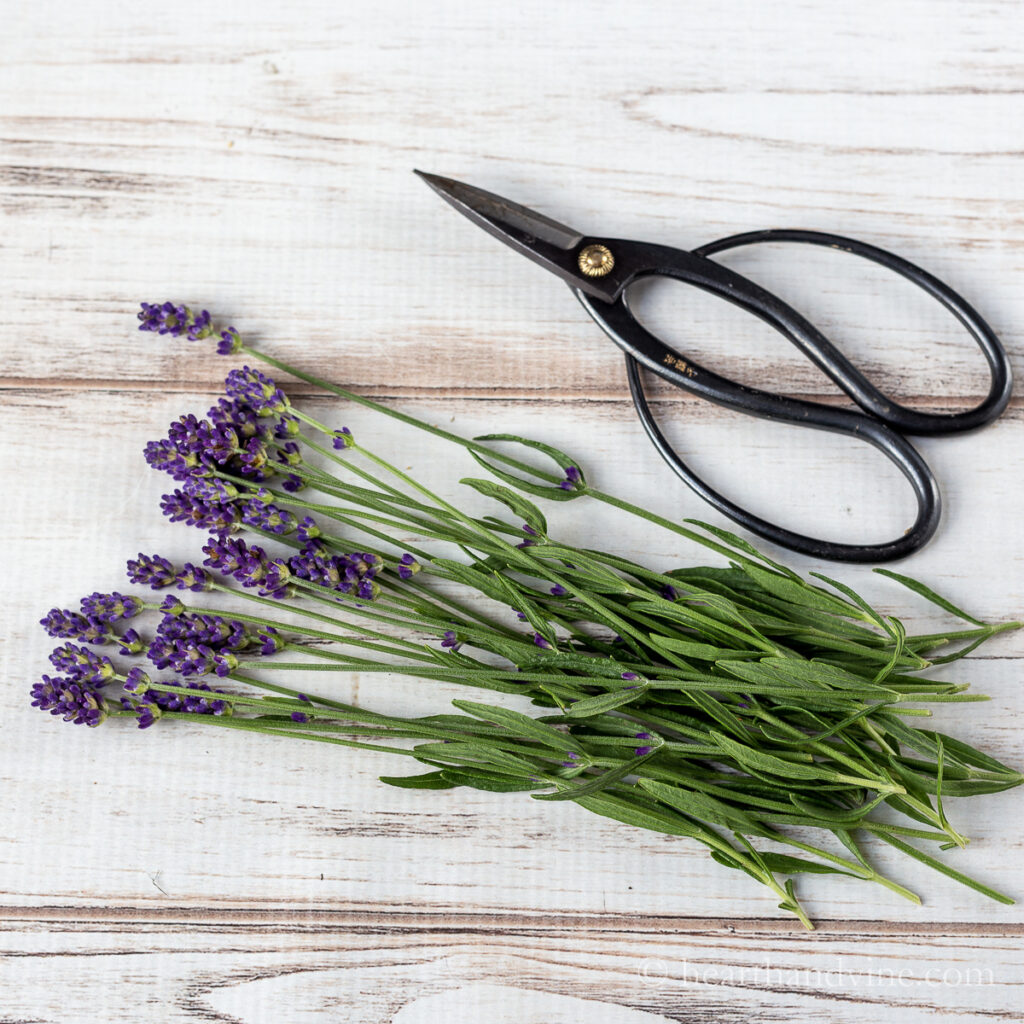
[{"x1": 3, "y1": 0, "x2": 1024, "y2": 1019}]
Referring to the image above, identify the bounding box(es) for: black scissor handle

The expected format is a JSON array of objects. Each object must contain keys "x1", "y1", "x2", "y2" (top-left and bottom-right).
[
  {"x1": 571, "y1": 238, "x2": 959, "y2": 561},
  {"x1": 694, "y1": 229, "x2": 1012, "y2": 434}
]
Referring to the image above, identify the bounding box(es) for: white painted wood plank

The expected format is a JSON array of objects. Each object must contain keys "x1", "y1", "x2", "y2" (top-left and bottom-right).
[{"x1": 0, "y1": 914, "x2": 1020, "y2": 1023}]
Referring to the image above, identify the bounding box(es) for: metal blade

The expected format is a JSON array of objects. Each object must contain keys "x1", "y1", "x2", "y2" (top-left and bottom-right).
[
  {"x1": 414, "y1": 170, "x2": 584, "y2": 251},
  {"x1": 415, "y1": 170, "x2": 627, "y2": 301}
]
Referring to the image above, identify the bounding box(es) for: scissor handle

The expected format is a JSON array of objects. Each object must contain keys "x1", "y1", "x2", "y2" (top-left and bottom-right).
[
  {"x1": 571, "y1": 238, "x2": 955, "y2": 561},
  {"x1": 621, "y1": 352, "x2": 940, "y2": 562},
  {"x1": 694, "y1": 228, "x2": 1012, "y2": 435}
]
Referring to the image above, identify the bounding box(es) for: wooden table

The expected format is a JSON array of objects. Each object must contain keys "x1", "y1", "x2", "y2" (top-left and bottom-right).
[{"x1": 3, "y1": 1, "x2": 1023, "y2": 1019}]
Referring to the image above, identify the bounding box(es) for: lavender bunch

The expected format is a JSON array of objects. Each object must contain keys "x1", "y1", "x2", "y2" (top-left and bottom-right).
[{"x1": 30, "y1": 303, "x2": 1024, "y2": 929}]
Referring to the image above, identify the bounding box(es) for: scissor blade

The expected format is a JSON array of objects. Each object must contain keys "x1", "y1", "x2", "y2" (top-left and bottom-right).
[{"x1": 414, "y1": 170, "x2": 584, "y2": 251}]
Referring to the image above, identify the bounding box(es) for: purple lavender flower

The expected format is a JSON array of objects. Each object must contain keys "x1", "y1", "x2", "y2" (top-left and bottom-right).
[
  {"x1": 218, "y1": 327, "x2": 242, "y2": 355},
  {"x1": 225, "y1": 367, "x2": 289, "y2": 417},
  {"x1": 531, "y1": 633, "x2": 551, "y2": 649},
  {"x1": 31, "y1": 675, "x2": 107, "y2": 726},
  {"x1": 397, "y1": 553, "x2": 420, "y2": 579},
  {"x1": 332, "y1": 427, "x2": 353, "y2": 451},
  {"x1": 80, "y1": 592, "x2": 142, "y2": 622},
  {"x1": 274, "y1": 439, "x2": 302, "y2": 466},
  {"x1": 170, "y1": 418, "x2": 239, "y2": 466},
  {"x1": 137, "y1": 302, "x2": 215, "y2": 340},
  {"x1": 167, "y1": 413, "x2": 207, "y2": 454},
  {"x1": 634, "y1": 745, "x2": 654, "y2": 756},
  {"x1": 660, "y1": 584, "x2": 679, "y2": 602},
  {"x1": 255, "y1": 627, "x2": 283, "y2": 655},
  {"x1": 158, "y1": 612, "x2": 249, "y2": 652},
  {"x1": 48, "y1": 643, "x2": 114, "y2": 684},
  {"x1": 187, "y1": 309, "x2": 212, "y2": 340},
  {"x1": 208, "y1": 396, "x2": 264, "y2": 440},
  {"x1": 291, "y1": 712, "x2": 309, "y2": 723},
  {"x1": 185, "y1": 477, "x2": 238, "y2": 503},
  {"x1": 132, "y1": 705, "x2": 159, "y2": 729},
  {"x1": 124, "y1": 666, "x2": 151, "y2": 693},
  {"x1": 125, "y1": 678, "x2": 230, "y2": 723},
  {"x1": 144, "y1": 438, "x2": 200, "y2": 481},
  {"x1": 160, "y1": 595, "x2": 186, "y2": 616},
  {"x1": 440, "y1": 630, "x2": 462, "y2": 651},
  {"x1": 288, "y1": 543, "x2": 380, "y2": 600},
  {"x1": 561, "y1": 751, "x2": 580, "y2": 768},
  {"x1": 239, "y1": 437, "x2": 270, "y2": 477},
  {"x1": 148, "y1": 637, "x2": 238, "y2": 678},
  {"x1": 127, "y1": 553, "x2": 177, "y2": 589},
  {"x1": 559, "y1": 465, "x2": 582, "y2": 491},
  {"x1": 41, "y1": 608, "x2": 100, "y2": 641},
  {"x1": 161, "y1": 489, "x2": 240, "y2": 534},
  {"x1": 117, "y1": 629, "x2": 146, "y2": 656},
  {"x1": 621, "y1": 671, "x2": 639, "y2": 681},
  {"x1": 549, "y1": 584, "x2": 567, "y2": 596},
  {"x1": 295, "y1": 516, "x2": 321, "y2": 542},
  {"x1": 239, "y1": 497, "x2": 297, "y2": 535},
  {"x1": 175, "y1": 563, "x2": 211, "y2": 592},
  {"x1": 261, "y1": 559, "x2": 293, "y2": 598},
  {"x1": 202, "y1": 535, "x2": 252, "y2": 578}
]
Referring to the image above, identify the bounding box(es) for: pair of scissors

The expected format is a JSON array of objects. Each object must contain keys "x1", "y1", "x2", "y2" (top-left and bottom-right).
[{"x1": 415, "y1": 171, "x2": 1012, "y2": 563}]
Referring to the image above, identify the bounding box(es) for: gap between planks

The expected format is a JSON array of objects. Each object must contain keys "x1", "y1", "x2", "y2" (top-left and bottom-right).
[
  {"x1": 1, "y1": 906, "x2": 1022, "y2": 938},
  {"x1": 1, "y1": 379, "x2": 1019, "y2": 418}
]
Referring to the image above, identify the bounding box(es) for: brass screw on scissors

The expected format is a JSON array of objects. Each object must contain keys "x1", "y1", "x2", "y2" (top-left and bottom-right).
[{"x1": 578, "y1": 243, "x2": 614, "y2": 277}]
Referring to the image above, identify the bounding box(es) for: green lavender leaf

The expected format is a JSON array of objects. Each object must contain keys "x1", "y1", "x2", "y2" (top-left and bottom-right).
[
  {"x1": 682, "y1": 520, "x2": 802, "y2": 579},
  {"x1": 574, "y1": 790, "x2": 703, "y2": 839},
  {"x1": 431, "y1": 558, "x2": 517, "y2": 603},
  {"x1": 809, "y1": 571, "x2": 891, "y2": 632},
  {"x1": 534, "y1": 750, "x2": 658, "y2": 802},
  {"x1": 468, "y1": 433, "x2": 586, "y2": 501},
  {"x1": 489, "y1": 571, "x2": 558, "y2": 647},
  {"x1": 874, "y1": 832, "x2": 1015, "y2": 905},
  {"x1": 452, "y1": 699, "x2": 586, "y2": 755},
  {"x1": 379, "y1": 771, "x2": 456, "y2": 790},
  {"x1": 459, "y1": 477, "x2": 548, "y2": 535},
  {"x1": 412, "y1": 741, "x2": 538, "y2": 772},
  {"x1": 475, "y1": 433, "x2": 587, "y2": 487},
  {"x1": 914, "y1": 730, "x2": 1019, "y2": 776},
  {"x1": 873, "y1": 569, "x2": 986, "y2": 625},
  {"x1": 639, "y1": 779, "x2": 772, "y2": 836},
  {"x1": 440, "y1": 767, "x2": 548, "y2": 792},
  {"x1": 755, "y1": 853, "x2": 862, "y2": 877},
  {"x1": 741, "y1": 564, "x2": 856, "y2": 618},
  {"x1": 564, "y1": 686, "x2": 651, "y2": 717},
  {"x1": 709, "y1": 730, "x2": 846, "y2": 783},
  {"x1": 652, "y1": 636, "x2": 762, "y2": 661}
]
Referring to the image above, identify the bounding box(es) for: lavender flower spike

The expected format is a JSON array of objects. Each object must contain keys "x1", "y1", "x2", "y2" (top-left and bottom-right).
[
  {"x1": 137, "y1": 302, "x2": 214, "y2": 341},
  {"x1": 126, "y1": 553, "x2": 177, "y2": 589},
  {"x1": 225, "y1": 366, "x2": 289, "y2": 416}
]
